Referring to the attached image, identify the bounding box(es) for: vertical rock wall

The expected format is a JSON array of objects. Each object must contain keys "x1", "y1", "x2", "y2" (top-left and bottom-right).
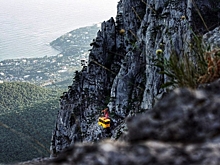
[
  {"x1": 51, "y1": 11, "x2": 127, "y2": 156},
  {"x1": 141, "y1": 0, "x2": 193, "y2": 109},
  {"x1": 50, "y1": 0, "x2": 220, "y2": 156}
]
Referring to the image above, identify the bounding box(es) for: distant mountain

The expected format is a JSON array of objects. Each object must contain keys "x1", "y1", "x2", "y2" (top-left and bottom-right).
[{"x1": 0, "y1": 82, "x2": 60, "y2": 164}]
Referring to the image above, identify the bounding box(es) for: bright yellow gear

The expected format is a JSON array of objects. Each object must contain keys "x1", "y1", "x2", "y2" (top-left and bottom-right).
[{"x1": 98, "y1": 117, "x2": 110, "y2": 128}]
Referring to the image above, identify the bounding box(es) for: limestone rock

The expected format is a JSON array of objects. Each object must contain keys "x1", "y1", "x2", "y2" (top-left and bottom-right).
[
  {"x1": 37, "y1": 80, "x2": 220, "y2": 165},
  {"x1": 203, "y1": 26, "x2": 220, "y2": 49},
  {"x1": 50, "y1": 15, "x2": 126, "y2": 155},
  {"x1": 50, "y1": 0, "x2": 220, "y2": 157}
]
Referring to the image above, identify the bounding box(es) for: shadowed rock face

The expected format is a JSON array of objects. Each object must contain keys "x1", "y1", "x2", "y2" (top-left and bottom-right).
[
  {"x1": 191, "y1": 0, "x2": 220, "y2": 33},
  {"x1": 50, "y1": 0, "x2": 220, "y2": 157}
]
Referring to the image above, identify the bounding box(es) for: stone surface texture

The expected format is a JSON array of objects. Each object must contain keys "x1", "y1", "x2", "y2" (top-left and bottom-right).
[{"x1": 50, "y1": 0, "x2": 220, "y2": 159}]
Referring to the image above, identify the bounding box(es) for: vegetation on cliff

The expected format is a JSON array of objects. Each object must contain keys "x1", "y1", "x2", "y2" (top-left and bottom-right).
[{"x1": 155, "y1": 36, "x2": 220, "y2": 89}]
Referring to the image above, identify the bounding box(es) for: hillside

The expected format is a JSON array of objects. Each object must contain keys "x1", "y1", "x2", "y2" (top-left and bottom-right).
[
  {"x1": 0, "y1": 82, "x2": 60, "y2": 164},
  {"x1": 50, "y1": 24, "x2": 100, "y2": 57},
  {"x1": 0, "y1": 82, "x2": 59, "y2": 114}
]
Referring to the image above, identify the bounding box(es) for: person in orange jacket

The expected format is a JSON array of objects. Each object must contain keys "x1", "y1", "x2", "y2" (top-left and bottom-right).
[{"x1": 102, "y1": 108, "x2": 109, "y2": 119}]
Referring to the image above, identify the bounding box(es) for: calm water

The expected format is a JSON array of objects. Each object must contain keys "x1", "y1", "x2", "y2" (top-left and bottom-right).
[{"x1": 0, "y1": 0, "x2": 118, "y2": 61}]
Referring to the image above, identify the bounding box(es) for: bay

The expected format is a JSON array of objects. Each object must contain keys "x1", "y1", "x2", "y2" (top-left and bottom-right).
[{"x1": 0, "y1": 0, "x2": 118, "y2": 61}]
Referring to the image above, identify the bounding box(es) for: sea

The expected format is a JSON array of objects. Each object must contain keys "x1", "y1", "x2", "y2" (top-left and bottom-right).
[{"x1": 0, "y1": 0, "x2": 118, "y2": 61}]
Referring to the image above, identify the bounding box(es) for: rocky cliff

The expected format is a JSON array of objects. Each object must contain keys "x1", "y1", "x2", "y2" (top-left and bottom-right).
[
  {"x1": 45, "y1": 80, "x2": 220, "y2": 165},
  {"x1": 50, "y1": 0, "x2": 220, "y2": 157},
  {"x1": 20, "y1": 80, "x2": 220, "y2": 165}
]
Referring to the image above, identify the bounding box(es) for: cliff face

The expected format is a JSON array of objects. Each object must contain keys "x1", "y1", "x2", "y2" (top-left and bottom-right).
[
  {"x1": 50, "y1": 0, "x2": 220, "y2": 156},
  {"x1": 37, "y1": 80, "x2": 220, "y2": 165}
]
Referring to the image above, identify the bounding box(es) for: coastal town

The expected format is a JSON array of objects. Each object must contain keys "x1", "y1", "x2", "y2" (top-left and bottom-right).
[
  {"x1": 0, "y1": 24, "x2": 100, "y2": 89},
  {"x1": 0, "y1": 55, "x2": 83, "y2": 87}
]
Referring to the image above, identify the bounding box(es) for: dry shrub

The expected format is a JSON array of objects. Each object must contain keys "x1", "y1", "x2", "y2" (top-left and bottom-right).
[{"x1": 198, "y1": 49, "x2": 220, "y2": 84}]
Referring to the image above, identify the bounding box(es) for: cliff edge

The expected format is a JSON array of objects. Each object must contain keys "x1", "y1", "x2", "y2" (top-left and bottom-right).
[{"x1": 50, "y1": 0, "x2": 220, "y2": 158}]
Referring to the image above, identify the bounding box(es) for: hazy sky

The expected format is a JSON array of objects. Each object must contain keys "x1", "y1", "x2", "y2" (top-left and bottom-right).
[
  {"x1": 67, "y1": 0, "x2": 120, "y2": 27},
  {"x1": 71, "y1": 0, "x2": 119, "y2": 20},
  {"x1": 0, "y1": 0, "x2": 120, "y2": 34}
]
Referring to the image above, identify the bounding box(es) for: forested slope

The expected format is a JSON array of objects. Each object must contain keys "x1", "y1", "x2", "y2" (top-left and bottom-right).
[
  {"x1": 0, "y1": 82, "x2": 60, "y2": 164},
  {"x1": 0, "y1": 82, "x2": 58, "y2": 114}
]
